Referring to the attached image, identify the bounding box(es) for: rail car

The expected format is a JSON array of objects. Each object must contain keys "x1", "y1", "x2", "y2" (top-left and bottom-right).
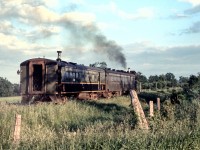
[{"x1": 19, "y1": 51, "x2": 136, "y2": 104}]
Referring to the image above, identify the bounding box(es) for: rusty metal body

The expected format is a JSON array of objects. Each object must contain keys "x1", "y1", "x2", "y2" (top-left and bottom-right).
[{"x1": 20, "y1": 57, "x2": 136, "y2": 103}]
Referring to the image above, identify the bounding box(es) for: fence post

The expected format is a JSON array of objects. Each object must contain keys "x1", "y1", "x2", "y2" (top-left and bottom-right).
[
  {"x1": 149, "y1": 101, "x2": 154, "y2": 117},
  {"x1": 13, "y1": 114, "x2": 21, "y2": 143},
  {"x1": 130, "y1": 90, "x2": 149, "y2": 130},
  {"x1": 157, "y1": 98, "x2": 160, "y2": 111}
]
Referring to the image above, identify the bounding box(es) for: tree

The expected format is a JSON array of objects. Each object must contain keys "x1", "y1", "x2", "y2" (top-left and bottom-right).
[
  {"x1": 136, "y1": 72, "x2": 148, "y2": 83},
  {"x1": 179, "y1": 76, "x2": 189, "y2": 87},
  {"x1": 165, "y1": 72, "x2": 175, "y2": 81},
  {"x1": 149, "y1": 75, "x2": 159, "y2": 83},
  {"x1": 188, "y1": 75, "x2": 198, "y2": 88},
  {"x1": 165, "y1": 72, "x2": 177, "y2": 87},
  {"x1": 13, "y1": 83, "x2": 20, "y2": 96},
  {"x1": 136, "y1": 72, "x2": 148, "y2": 89},
  {"x1": 159, "y1": 74, "x2": 166, "y2": 81},
  {"x1": 0, "y1": 77, "x2": 20, "y2": 97},
  {"x1": 0, "y1": 77, "x2": 13, "y2": 97},
  {"x1": 89, "y1": 62, "x2": 107, "y2": 69}
]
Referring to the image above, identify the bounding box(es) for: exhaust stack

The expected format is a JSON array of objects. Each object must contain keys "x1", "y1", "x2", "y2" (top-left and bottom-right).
[{"x1": 57, "y1": 51, "x2": 62, "y2": 62}]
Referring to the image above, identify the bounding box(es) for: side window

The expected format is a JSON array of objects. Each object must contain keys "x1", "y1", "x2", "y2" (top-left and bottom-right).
[
  {"x1": 91, "y1": 74, "x2": 95, "y2": 82},
  {"x1": 76, "y1": 72, "x2": 79, "y2": 79},
  {"x1": 85, "y1": 73, "x2": 89, "y2": 82},
  {"x1": 94, "y1": 74, "x2": 98, "y2": 82},
  {"x1": 81, "y1": 73, "x2": 86, "y2": 82},
  {"x1": 66, "y1": 72, "x2": 70, "y2": 82},
  {"x1": 76, "y1": 72, "x2": 81, "y2": 82}
]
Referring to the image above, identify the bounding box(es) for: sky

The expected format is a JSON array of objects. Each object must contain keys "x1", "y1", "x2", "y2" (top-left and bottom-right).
[{"x1": 0, "y1": 0, "x2": 200, "y2": 83}]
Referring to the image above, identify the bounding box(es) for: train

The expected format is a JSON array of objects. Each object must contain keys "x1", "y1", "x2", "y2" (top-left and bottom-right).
[{"x1": 19, "y1": 51, "x2": 137, "y2": 104}]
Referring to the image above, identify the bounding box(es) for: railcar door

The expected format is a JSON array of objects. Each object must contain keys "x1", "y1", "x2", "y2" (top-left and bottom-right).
[{"x1": 29, "y1": 60, "x2": 45, "y2": 94}]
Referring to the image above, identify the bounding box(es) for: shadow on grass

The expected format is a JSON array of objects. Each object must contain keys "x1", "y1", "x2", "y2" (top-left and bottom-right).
[
  {"x1": 36, "y1": 99, "x2": 138, "y2": 132},
  {"x1": 67, "y1": 100, "x2": 138, "y2": 132},
  {"x1": 76, "y1": 100, "x2": 127, "y2": 113}
]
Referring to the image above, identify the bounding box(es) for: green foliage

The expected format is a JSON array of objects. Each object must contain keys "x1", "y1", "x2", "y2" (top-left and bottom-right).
[
  {"x1": 139, "y1": 91, "x2": 170, "y2": 103},
  {"x1": 89, "y1": 62, "x2": 107, "y2": 69},
  {"x1": 0, "y1": 96, "x2": 200, "y2": 149},
  {"x1": 0, "y1": 77, "x2": 20, "y2": 97},
  {"x1": 136, "y1": 72, "x2": 178, "y2": 91},
  {"x1": 180, "y1": 74, "x2": 200, "y2": 101},
  {"x1": 137, "y1": 72, "x2": 148, "y2": 83},
  {"x1": 188, "y1": 75, "x2": 199, "y2": 88},
  {"x1": 0, "y1": 77, "x2": 13, "y2": 97}
]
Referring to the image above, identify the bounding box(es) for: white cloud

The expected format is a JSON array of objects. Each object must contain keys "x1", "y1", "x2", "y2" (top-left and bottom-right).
[
  {"x1": 0, "y1": 32, "x2": 61, "y2": 56},
  {"x1": 42, "y1": 0, "x2": 60, "y2": 8},
  {"x1": 179, "y1": 0, "x2": 200, "y2": 6},
  {"x1": 0, "y1": 33, "x2": 30, "y2": 51},
  {"x1": 0, "y1": 1, "x2": 95, "y2": 25},
  {"x1": 118, "y1": 8, "x2": 154, "y2": 20},
  {"x1": 106, "y1": 2, "x2": 154, "y2": 20},
  {"x1": 124, "y1": 41, "x2": 164, "y2": 54},
  {"x1": 25, "y1": 26, "x2": 61, "y2": 41},
  {"x1": 61, "y1": 12, "x2": 95, "y2": 25},
  {"x1": 125, "y1": 42, "x2": 200, "y2": 77},
  {"x1": 97, "y1": 22, "x2": 118, "y2": 30},
  {"x1": 0, "y1": 21, "x2": 13, "y2": 34},
  {"x1": 19, "y1": 5, "x2": 60, "y2": 24}
]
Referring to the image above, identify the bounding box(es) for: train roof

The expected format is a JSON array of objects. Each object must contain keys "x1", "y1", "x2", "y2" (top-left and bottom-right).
[
  {"x1": 20, "y1": 58, "x2": 135, "y2": 75},
  {"x1": 105, "y1": 69, "x2": 136, "y2": 76},
  {"x1": 20, "y1": 58, "x2": 57, "y2": 65}
]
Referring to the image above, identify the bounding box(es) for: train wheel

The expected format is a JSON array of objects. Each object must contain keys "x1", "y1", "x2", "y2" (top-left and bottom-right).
[
  {"x1": 108, "y1": 92, "x2": 112, "y2": 99},
  {"x1": 90, "y1": 93, "x2": 98, "y2": 100},
  {"x1": 62, "y1": 96, "x2": 68, "y2": 104},
  {"x1": 49, "y1": 95, "x2": 66, "y2": 104},
  {"x1": 114, "y1": 91, "x2": 122, "y2": 97},
  {"x1": 103, "y1": 92, "x2": 112, "y2": 99},
  {"x1": 78, "y1": 93, "x2": 90, "y2": 100}
]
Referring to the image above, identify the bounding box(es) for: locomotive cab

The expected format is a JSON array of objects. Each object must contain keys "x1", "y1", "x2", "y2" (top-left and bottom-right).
[{"x1": 20, "y1": 58, "x2": 58, "y2": 103}]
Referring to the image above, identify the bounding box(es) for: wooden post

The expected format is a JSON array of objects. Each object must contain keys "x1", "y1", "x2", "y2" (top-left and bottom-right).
[
  {"x1": 157, "y1": 98, "x2": 160, "y2": 111},
  {"x1": 13, "y1": 114, "x2": 21, "y2": 142},
  {"x1": 130, "y1": 90, "x2": 149, "y2": 130},
  {"x1": 149, "y1": 101, "x2": 154, "y2": 117}
]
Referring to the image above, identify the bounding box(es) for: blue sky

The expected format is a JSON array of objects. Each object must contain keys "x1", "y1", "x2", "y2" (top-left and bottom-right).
[{"x1": 0, "y1": 0, "x2": 200, "y2": 83}]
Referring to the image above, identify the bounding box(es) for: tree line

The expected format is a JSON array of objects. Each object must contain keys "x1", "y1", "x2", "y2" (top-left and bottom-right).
[
  {"x1": 137, "y1": 72, "x2": 200, "y2": 91},
  {"x1": 0, "y1": 77, "x2": 20, "y2": 97}
]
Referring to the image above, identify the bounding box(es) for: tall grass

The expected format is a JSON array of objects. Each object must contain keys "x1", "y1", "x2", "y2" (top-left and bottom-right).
[
  {"x1": 0, "y1": 96, "x2": 200, "y2": 149},
  {"x1": 0, "y1": 96, "x2": 21, "y2": 103}
]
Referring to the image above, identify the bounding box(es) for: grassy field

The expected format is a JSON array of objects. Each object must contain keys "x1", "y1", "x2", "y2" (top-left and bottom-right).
[
  {"x1": 0, "y1": 96, "x2": 200, "y2": 149},
  {"x1": 0, "y1": 96, "x2": 21, "y2": 103}
]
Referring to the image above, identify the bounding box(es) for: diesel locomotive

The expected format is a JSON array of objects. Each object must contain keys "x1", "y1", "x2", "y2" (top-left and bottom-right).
[{"x1": 19, "y1": 51, "x2": 136, "y2": 104}]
